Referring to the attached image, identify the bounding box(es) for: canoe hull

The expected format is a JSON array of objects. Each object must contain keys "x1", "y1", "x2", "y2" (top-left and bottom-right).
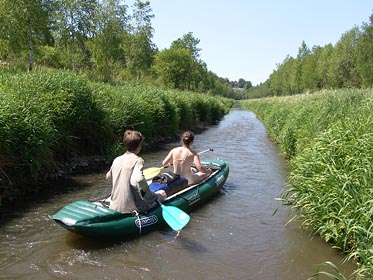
[{"x1": 51, "y1": 159, "x2": 229, "y2": 239}]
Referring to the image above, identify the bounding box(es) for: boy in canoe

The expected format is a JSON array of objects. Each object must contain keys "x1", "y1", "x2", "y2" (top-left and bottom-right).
[{"x1": 106, "y1": 130, "x2": 166, "y2": 213}]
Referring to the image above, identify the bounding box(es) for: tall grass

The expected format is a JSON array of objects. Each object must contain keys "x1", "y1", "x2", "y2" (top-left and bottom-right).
[
  {"x1": 241, "y1": 89, "x2": 373, "y2": 279},
  {"x1": 0, "y1": 69, "x2": 233, "y2": 205},
  {"x1": 0, "y1": 71, "x2": 109, "y2": 184}
]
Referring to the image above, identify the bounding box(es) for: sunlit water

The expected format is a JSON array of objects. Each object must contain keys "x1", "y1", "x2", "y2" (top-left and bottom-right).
[{"x1": 0, "y1": 109, "x2": 356, "y2": 279}]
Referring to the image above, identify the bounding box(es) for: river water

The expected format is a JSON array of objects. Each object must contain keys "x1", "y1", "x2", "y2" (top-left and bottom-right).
[{"x1": 0, "y1": 108, "x2": 356, "y2": 279}]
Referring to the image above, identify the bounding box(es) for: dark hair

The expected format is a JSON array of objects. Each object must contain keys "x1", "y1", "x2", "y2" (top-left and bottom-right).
[
  {"x1": 123, "y1": 130, "x2": 143, "y2": 151},
  {"x1": 181, "y1": 130, "x2": 194, "y2": 146}
]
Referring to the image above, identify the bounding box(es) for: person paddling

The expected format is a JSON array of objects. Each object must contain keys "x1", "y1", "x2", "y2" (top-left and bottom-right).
[{"x1": 162, "y1": 131, "x2": 211, "y2": 186}]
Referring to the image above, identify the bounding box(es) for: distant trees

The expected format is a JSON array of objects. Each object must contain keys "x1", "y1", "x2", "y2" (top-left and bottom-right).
[
  {"x1": 0, "y1": 0, "x2": 233, "y2": 98},
  {"x1": 245, "y1": 12, "x2": 373, "y2": 99},
  {"x1": 153, "y1": 32, "x2": 234, "y2": 97},
  {"x1": 356, "y1": 14, "x2": 373, "y2": 87}
]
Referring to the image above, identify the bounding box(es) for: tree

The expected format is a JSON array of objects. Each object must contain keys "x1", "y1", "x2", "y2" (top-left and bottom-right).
[
  {"x1": 53, "y1": 0, "x2": 98, "y2": 70},
  {"x1": 127, "y1": 0, "x2": 156, "y2": 80},
  {"x1": 315, "y1": 44, "x2": 334, "y2": 88},
  {"x1": 171, "y1": 32, "x2": 201, "y2": 61},
  {"x1": 269, "y1": 55, "x2": 294, "y2": 96},
  {"x1": 0, "y1": 0, "x2": 52, "y2": 70},
  {"x1": 153, "y1": 48, "x2": 193, "y2": 89},
  {"x1": 356, "y1": 13, "x2": 373, "y2": 87},
  {"x1": 301, "y1": 45, "x2": 322, "y2": 90},
  {"x1": 289, "y1": 41, "x2": 310, "y2": 93},
  {"x1": 170, "y1": 32, "x2": 204, "y2": 90},
  {"x1": 328, "y1": 27, "x2": 360, "y2": 88},
  {"x1": 89, "y1": 0, "x2": 128, "y2": 81}
]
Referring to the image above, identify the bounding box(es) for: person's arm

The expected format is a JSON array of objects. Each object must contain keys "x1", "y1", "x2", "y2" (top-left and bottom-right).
[
  {"x1": 106, "y1": 169, "x2": 112, "y2": 180},
  {"x1": 162, "y1": 150, "x2": 173, "y2": 167},
  {"x1": 193, "y1": 153, "x2": 211, "y2": 174},
  {"x1": 131, "y1": 159, "x2": 157, "y2": 202}
]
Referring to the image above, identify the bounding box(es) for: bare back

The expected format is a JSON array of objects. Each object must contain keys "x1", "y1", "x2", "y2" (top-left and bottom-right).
[
  {"x1": 163, "y1": 145, "x2": 208, "y2": 185},
  {"x1": 171, "y1": 147, "x2": 195, "y2": 180}
]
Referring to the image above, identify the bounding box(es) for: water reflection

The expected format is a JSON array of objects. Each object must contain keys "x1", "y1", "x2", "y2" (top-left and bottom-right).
[{"x1": 0, "y1": 109, "x2": 356, "y2": 279}]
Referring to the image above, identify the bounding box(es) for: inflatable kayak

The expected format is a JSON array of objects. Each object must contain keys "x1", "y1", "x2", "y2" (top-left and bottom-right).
[{"x1": 50, "y1": 159, "x2": 229, "y2": 239}]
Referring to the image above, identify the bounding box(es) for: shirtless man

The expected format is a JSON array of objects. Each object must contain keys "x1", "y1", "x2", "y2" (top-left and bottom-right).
[{"x1": 162, "y1": 131, "x2": 211, "y2": 185}]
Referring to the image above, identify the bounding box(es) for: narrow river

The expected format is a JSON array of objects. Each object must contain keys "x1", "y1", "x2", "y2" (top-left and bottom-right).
[{"x1": 0, "y1": 108, "x2": 355, "y2": 279}]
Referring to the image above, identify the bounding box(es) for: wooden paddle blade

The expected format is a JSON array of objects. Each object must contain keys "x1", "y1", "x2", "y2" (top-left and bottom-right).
[
  {"x1": 160, "y1": 204, "x2": 190, "y2": 231},
  {"x1": 143, "y1": 167, "x2": 164, "y2": 180}
]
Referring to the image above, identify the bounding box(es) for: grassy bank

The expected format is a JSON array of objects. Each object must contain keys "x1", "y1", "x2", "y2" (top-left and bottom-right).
[
  {"x1": 241, "y1": 89, "x2": 373, "y2": 279},
  {"x1": 0, "y1": 69, "x2": 233, "y2": 208}
]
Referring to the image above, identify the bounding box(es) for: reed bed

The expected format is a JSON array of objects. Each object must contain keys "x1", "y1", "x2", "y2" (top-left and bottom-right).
[
  {"x1": 241, "y1": 89, "x2": 373, "y2": 279},
  {"x1": 0, "y1": 69, "x2": 232, "y2": 205}
]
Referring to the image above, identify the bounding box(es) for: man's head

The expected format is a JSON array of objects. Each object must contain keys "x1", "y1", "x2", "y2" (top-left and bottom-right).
[{"x1": 123, "y1": 130, "x2": 143, "y2": 152}]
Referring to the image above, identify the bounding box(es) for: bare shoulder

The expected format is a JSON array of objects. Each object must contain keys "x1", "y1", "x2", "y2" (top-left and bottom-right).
[{"x1": 190, "y1": 149, "x2": 199, "y2": 156}]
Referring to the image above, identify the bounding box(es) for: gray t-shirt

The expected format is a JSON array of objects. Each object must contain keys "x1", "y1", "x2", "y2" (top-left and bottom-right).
[{"x1": 106, "y1": 151, "x2": 158, "y2": 213}]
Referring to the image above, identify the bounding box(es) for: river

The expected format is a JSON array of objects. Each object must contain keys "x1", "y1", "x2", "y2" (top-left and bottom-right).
[{"x1": 0, "y1": 108, "x2": 356, "y2": 279}]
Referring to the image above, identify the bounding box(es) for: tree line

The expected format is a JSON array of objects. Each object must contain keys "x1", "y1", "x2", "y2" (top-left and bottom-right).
[
  {"x1": 239, "y1": 12, "x2": 373, "y2": 99},
  {"x1": 0, "y1": 0, "x2": 236, "y2": 98}
]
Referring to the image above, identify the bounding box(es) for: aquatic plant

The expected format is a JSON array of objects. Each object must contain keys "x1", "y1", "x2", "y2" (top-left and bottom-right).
[
  {"x1": 0, "y1": 69, "x2": 233, "y2": 206},
  {"x1": 241, "y1": 89, "x2": 373, "y2": 279}
]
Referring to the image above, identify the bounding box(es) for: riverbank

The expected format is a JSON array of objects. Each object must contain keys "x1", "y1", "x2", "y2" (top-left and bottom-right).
[
  {"x1": 241, "y1": 89, "x2": 373, "y2": 279},
  {"x1": 0, "y1": 69, "x2": 233, "y2": 216}
]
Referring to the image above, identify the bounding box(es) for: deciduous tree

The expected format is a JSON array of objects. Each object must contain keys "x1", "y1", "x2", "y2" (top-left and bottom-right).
[
  {"x1": 356, "y1": 13, "x2": 373, "y2": 87},
  {"x1": 153, "y1": 48, "x2": 193, "y2": 89},
  {"x1": 0, "y1": 0, "x2": 52, "y2": 70}
]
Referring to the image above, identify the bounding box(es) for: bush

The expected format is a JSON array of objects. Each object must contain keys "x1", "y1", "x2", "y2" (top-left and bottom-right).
[
  {"x1": 0, "y1": 69, "x2": 233, "y2": 194},
  {"x1": 241, "y1": 89, "x2": 373, "y2": 278}
]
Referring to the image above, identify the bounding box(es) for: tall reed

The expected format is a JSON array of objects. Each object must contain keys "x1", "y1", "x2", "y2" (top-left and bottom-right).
[
  {"x1": 241, "y1": 89, "x2": 373, "y2": 279},
  {"x1": 0, "y1": 69, "x2": 233, "y2": 206}
]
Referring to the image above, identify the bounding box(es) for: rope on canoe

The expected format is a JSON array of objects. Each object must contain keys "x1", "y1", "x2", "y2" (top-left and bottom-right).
[{"x1": 133, "y1": 210, "x2": 141, "y2": 234}]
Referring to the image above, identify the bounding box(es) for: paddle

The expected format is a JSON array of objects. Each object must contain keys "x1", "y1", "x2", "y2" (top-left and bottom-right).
[
  {"x1": 159, "y1": 202, "x2": 190, "y2": 231},
  {"x1": 144, "y1": 166, "x2": 165, "y2": 180},
  {"x1": 143, "y1": 148, "x2": 213, "y2": 180}
]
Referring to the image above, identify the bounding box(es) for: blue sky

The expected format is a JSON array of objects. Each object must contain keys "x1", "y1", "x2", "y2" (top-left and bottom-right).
[{"x1": 131, "y1": 1, "x2": 373, "y2": 86}]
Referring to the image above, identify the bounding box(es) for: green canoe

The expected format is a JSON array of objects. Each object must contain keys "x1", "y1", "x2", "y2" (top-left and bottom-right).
[{"x1": 51, "y1": 159, "x2": 229, "y2": 239}]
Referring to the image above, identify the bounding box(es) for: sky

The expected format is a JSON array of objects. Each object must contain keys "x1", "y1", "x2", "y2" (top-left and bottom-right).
[{"x1": 132, "y1": 1, "x2": 373, "y2": 86}]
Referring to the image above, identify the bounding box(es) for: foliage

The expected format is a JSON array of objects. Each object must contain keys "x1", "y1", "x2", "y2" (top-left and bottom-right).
[
  {"x1": 0, "y1": 70, "x2": 110, "y2": 184},
  {"x1": 0, "y1": 69, "x2": 233, "y2": 204},
  {"x1": 171, "y1": 32, "x2": 202, "y2": 61},
  {"x1": 241, "y1": 89, "x2": 373, "y2": 279},
  {"x1": 153, "y1": 48, "x2": 193, "y2": 89},
  {"x1": 309, "y1": 261, "x2": 351, "y2": 280},
  {"x1": 0, "y1": 0, "x2": 52, "y2": 70},
  {"x1": 0, "y1": 0, "x2": 234, "y2": 98},
  {"x1": 242, "y1": 12, "x2": 373, "y2": 99}
]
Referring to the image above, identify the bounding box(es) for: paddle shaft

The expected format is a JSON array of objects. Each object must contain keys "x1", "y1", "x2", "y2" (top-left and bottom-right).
[{"x1": 198, "y1": 148, "x2": 214, "y2": 155}]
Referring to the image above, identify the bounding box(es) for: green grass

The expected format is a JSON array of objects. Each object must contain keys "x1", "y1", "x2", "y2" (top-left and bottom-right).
[
  {"x1": 241, "y1": 89, "x2": 373, "y2": 279},
  {"x1": 0, "y1": 69, "x2": 233, "y2": 205}
]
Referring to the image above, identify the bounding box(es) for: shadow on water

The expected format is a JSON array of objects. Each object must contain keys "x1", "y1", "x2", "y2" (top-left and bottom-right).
[
  {"x1": 157, "y1": 231, "x2": 208, "y2": 253},
  {"x1": 220, "y1": 181, "x2": 238, "y2": 193}
]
